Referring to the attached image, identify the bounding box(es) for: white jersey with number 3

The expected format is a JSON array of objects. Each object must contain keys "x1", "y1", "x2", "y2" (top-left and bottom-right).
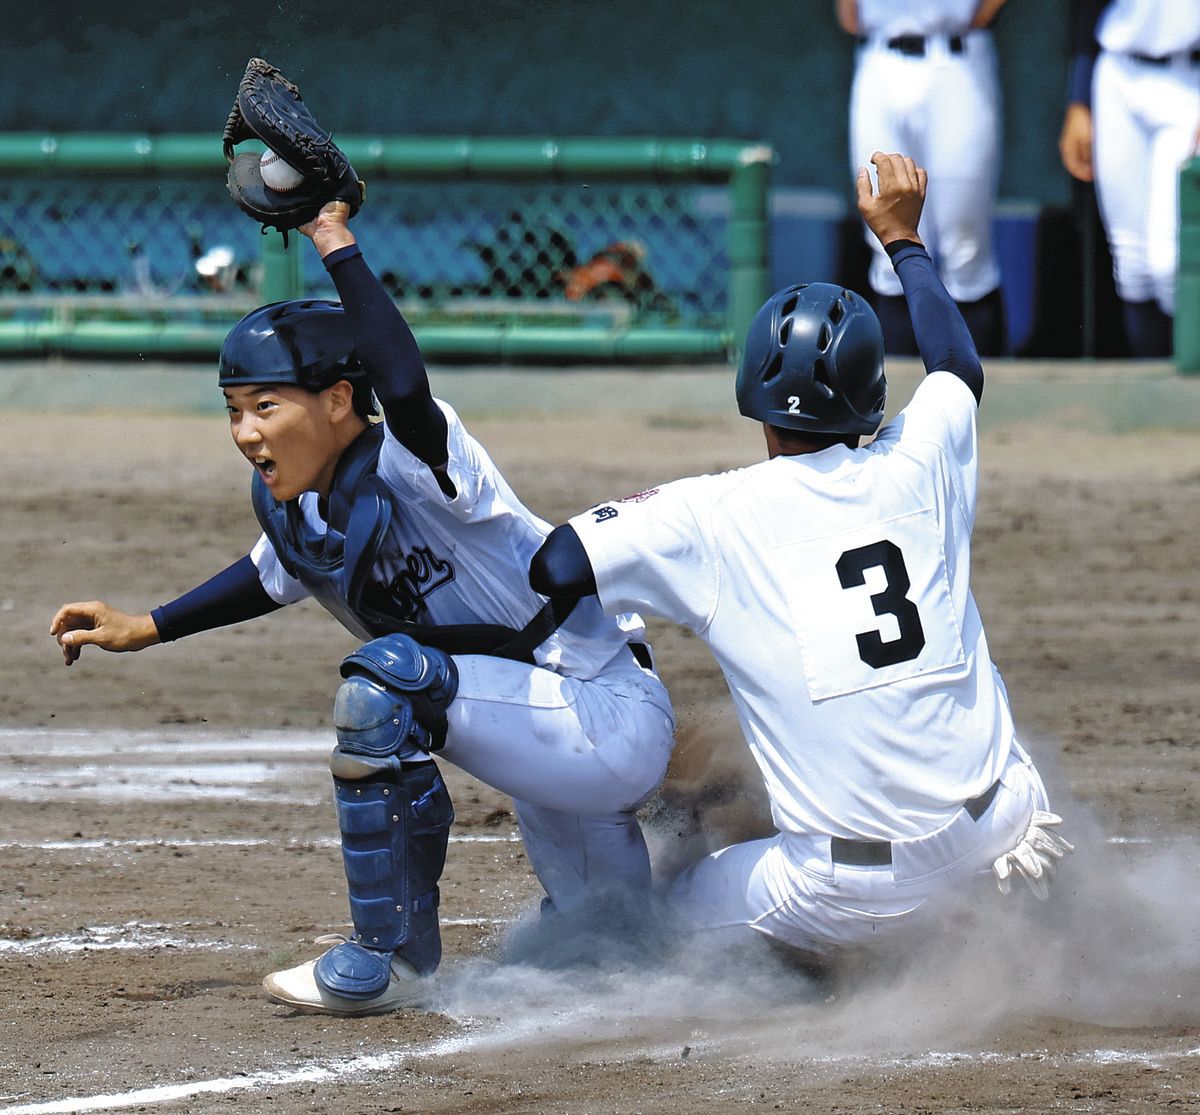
[{"x1": 570, "y1": 371, "x2": 1014, "y2": 842}]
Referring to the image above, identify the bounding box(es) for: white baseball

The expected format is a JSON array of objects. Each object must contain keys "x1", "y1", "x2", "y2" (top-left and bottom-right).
[{"x1": 259, "y1": 150, "x2": 305, "y2": 192}]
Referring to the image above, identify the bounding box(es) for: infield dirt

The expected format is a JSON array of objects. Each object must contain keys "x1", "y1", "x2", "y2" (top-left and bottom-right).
[{"x1": 2, "y1": 367, "x2": 1200, "y2": 1113}]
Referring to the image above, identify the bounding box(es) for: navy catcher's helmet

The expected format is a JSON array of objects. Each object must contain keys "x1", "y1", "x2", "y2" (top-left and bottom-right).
[
  {"x1": 218, "y1": 299, "x2": 367, "y2": 391},
  {"x1": 735, "y1": 283, "x2": 886, "y2": 437}
]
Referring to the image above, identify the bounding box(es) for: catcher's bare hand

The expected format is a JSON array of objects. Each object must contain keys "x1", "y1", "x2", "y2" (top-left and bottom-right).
[
  {"x1": 856, "y1": 151, "x2": 927, "y2": 249},
  {"x1": 50, "y1": 601, "x2": 160, "y2": 666},
  {"x1": 297, "y1": 200, "x2": 357, "y2": 258}
]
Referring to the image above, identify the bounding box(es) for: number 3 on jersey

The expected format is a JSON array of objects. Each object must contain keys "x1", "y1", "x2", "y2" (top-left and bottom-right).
[
  {"x1": 836, "y1": 540, "x2": 926, "y2": 668},
  {"x1": 776, "y1": 508, "x2": 965, "y2": 701}
]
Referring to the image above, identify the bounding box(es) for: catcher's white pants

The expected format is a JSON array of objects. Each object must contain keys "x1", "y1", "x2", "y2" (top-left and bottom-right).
[
  {"x1": 439, "y1": 650, "x2": 675, "y2": 911},
  {"x1": 850, "y1": 30, "x2": 1002, "y2": 302},
  {"x1": 1092, "y1": 50, "x2": 1200, "y2": 316},
  {"x1": 667, "y1": 744, "x2": 1048, "y2": 957}
]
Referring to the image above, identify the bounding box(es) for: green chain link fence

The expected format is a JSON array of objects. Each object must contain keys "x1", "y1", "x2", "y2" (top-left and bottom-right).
[{"x1": 0, "y1": 134, "x2": 772, "y2": 362}]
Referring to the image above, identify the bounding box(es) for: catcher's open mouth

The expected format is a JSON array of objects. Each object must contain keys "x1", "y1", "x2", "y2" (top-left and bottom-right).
[{"x1": 253, "y1": 456, "x2": 276, "y2": 478}]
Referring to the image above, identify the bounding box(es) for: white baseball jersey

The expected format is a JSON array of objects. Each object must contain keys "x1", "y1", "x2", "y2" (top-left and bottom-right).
[
  {"x1": 570, "y1": 371, "x2": 1014, "y2": 842},
  {"x1": 855, "y1": 0, "x2": 979, "y2": 37},
  {"x1": 1096, "y1": 0, "x2": 1200, "y2": 56},
  {"x1": 251, "y1": 399, "x2": 644, "y2": 680}
]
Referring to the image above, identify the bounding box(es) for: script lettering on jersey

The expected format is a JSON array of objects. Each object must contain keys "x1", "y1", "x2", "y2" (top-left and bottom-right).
[
  {"x1": 591, "y1": 505, "x2": 619, "y2": 523},
  {"x1": 385, "y1": 545, "x2": 456, "y2": 621}
]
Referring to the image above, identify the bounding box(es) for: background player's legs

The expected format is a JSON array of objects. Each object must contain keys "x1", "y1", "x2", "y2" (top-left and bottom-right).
[
  {"x1": 1121, "y1": 299, "x2": 1172, "y2": 358},
  {"x1": 920, "y1": 34, "x2": 1005, "y2": 354},
  {"x1": 849, "y1": 41, "x2": 1005, "y2": 355},
  {"x1": 1144, "y1": 73, "x2": 1200, "y2": 319},
  {"x1": 849, "y1": 44, "x2": 922, "y2": 355},
  {"x1": 439, "y1": 653, "x2": 674, "y2": 905},
  {"x1": 956, "y1": 289, "x2": 1007, "y2": 356},
  {"x1": 1092, "y1": 54, "x2": 1166, "y2": 356}
]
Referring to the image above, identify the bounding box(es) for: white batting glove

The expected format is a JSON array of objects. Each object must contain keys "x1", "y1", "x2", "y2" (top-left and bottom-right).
[{"x1": 991, "y1": 810, "x2": 1074, "y2": 900}]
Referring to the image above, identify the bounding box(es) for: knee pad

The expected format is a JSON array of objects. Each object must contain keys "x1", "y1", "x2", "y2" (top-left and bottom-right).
[
  {"x1": 338, "y1": 634, "x2": 458, "y2": 754},
  {"x1": 333, "y1": 672, "x2": 423, "y2": 767},
  {"x1": 325, "y1": 760, "x2": 455, "y2": 985}
]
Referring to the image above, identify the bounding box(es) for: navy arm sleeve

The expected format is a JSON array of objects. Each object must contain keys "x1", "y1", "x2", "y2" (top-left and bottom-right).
[
  {"x1": 529, "y1": 524, "x2": 598, "y2": 599},
  {"x1": 150, "y1": 554, "x2": 282, "y2": 643},
  {"x1": 1067, "y1": 0, "x2": 1105, "y2": 106},
  {"x1": 323, "y1": 243, "x2": 449, "y2": 466},
  {"x1": 886, "y1": 240, "x2": 984, "y2": 404}
]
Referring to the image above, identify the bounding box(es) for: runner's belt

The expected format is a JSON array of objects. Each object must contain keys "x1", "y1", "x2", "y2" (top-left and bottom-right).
[{"x1": 830, "y1": 779, "x2": 1002, "y2": 867}]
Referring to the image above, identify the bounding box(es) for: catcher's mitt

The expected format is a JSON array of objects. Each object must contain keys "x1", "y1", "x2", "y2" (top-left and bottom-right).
[{"x1": 223, "y1": 57, "x2": 364, "y2": 240}]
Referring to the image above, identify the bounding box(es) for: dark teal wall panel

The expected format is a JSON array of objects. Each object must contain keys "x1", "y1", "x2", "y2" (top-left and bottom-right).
[{"x1": 8, "y1": 1, "x2": 1068, "y2": 204}]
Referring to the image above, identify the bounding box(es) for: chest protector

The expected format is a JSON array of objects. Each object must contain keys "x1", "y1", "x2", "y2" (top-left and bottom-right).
[{"x1": 251, "y1": 424, "x2": 563, "y2": 661}]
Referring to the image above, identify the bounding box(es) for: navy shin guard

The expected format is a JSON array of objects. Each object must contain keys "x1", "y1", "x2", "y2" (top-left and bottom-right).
[
  {"x1": 317, "y1": 762, "x2": 454, "y2": 998},
  {"x1": 315, "y1": 634, "x2": 459, "y2": 1001}
]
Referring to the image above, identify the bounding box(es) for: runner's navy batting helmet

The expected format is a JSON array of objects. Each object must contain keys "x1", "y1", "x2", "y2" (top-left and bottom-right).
[
  {"x1": 735, "y1": 283, "x2": 886, "y2": 437},
  {"x1": 218, "y1": 299, "x2": 367, "y2": 391}
]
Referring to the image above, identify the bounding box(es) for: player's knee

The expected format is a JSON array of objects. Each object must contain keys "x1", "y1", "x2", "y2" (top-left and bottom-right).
[
  {"x1": 333, "y1": 636, "x2": 460, "y2": 769},
  {"x1": 340, "y1": 633, "x2": 458, "y2": 706},
  {"x1": 332, "y1": 672, "x2": 423, "y2": 778}
]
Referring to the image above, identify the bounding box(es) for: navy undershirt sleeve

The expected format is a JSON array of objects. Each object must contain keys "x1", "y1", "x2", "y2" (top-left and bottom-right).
[
  {"x1": 151, "y1": 554, "x2": 282, "y2": 643},
  {"x1": 1067, "y1": 0, "x2": 1105, "y2": 107},
  {"x1": 529, "y1": 524, "x2": 597, "y2": 598},
  {"x1": 323, "y1": 243, "x2": 449, "y2": 466},
  {"x1": 885, "y1": 240, "x2": 984, "y2": 404}
]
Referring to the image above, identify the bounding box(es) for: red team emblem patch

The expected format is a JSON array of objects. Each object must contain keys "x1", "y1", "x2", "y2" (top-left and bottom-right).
[{"x1": 617, "y1": 488, "x2": 659, "y2": 504}]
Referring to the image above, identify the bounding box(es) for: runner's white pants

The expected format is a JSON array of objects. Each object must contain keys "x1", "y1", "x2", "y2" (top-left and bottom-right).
[
  {"x1": 439, "y1": 650, "x2": 675, "y2": 911},
  {"x1": 668, "y1": 744, "x2": 1048, "y2": 956}
]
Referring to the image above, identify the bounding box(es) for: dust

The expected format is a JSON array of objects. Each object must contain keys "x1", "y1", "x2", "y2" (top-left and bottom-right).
[
  {"x1": 642, "y1": 707, "x2": 774, "y2": 882},
  {"x1": 426, "y1": 730, "x2": 1200, "y2": 1066}
]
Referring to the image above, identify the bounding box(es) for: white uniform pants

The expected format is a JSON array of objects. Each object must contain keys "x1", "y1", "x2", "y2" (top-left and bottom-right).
[
  {"x1": 1093, "y1": 50, "x2": 1200, "y2": 316},
  {"x1": 667, "y1": 744, "x2": 1048, "y2": 957},
  {"x1": 850, "y1": 31, "x2": 1002, "y2": 302},
  {"x1": 438, "y1": 649, "x2": 676, "y2": 911}
]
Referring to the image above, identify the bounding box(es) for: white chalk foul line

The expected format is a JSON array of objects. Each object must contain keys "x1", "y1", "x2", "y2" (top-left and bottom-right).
[
  {"x1": 0, "y1": 912, "x2": 516, "y2": 956},
  {"x1": 0, "y1": 836, "x2": 334, "y2": 852},
  {"x1": 0, "y1": 833, "x2": 518, "y2": 852},
  {"x1": 0, "y1": 1036, "x2": 475, "y2": 1115},
  {"x1": 0, "y1": 922, "x2": 250, "y2": 956},
  {"x1": 0, "y1": 729, "x2": 333, "y2": 757},
  {"x1": 2, "y1": 1035, "x2": 1198, "y2": 1115}
]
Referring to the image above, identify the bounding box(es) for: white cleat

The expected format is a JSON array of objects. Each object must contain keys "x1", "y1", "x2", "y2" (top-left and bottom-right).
[{"x1": 263, "y1": 947, "x2": 432, "y2": 1016}]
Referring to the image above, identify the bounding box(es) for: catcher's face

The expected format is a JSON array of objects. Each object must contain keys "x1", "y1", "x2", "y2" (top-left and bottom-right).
[{"x1": 223, "y1": 382, "x2": 347, "y2": 501}]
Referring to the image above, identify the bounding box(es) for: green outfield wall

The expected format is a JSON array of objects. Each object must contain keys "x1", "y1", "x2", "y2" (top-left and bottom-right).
[{"x1": 0, "y1": 134, "x2": 771, "y2": 362}]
